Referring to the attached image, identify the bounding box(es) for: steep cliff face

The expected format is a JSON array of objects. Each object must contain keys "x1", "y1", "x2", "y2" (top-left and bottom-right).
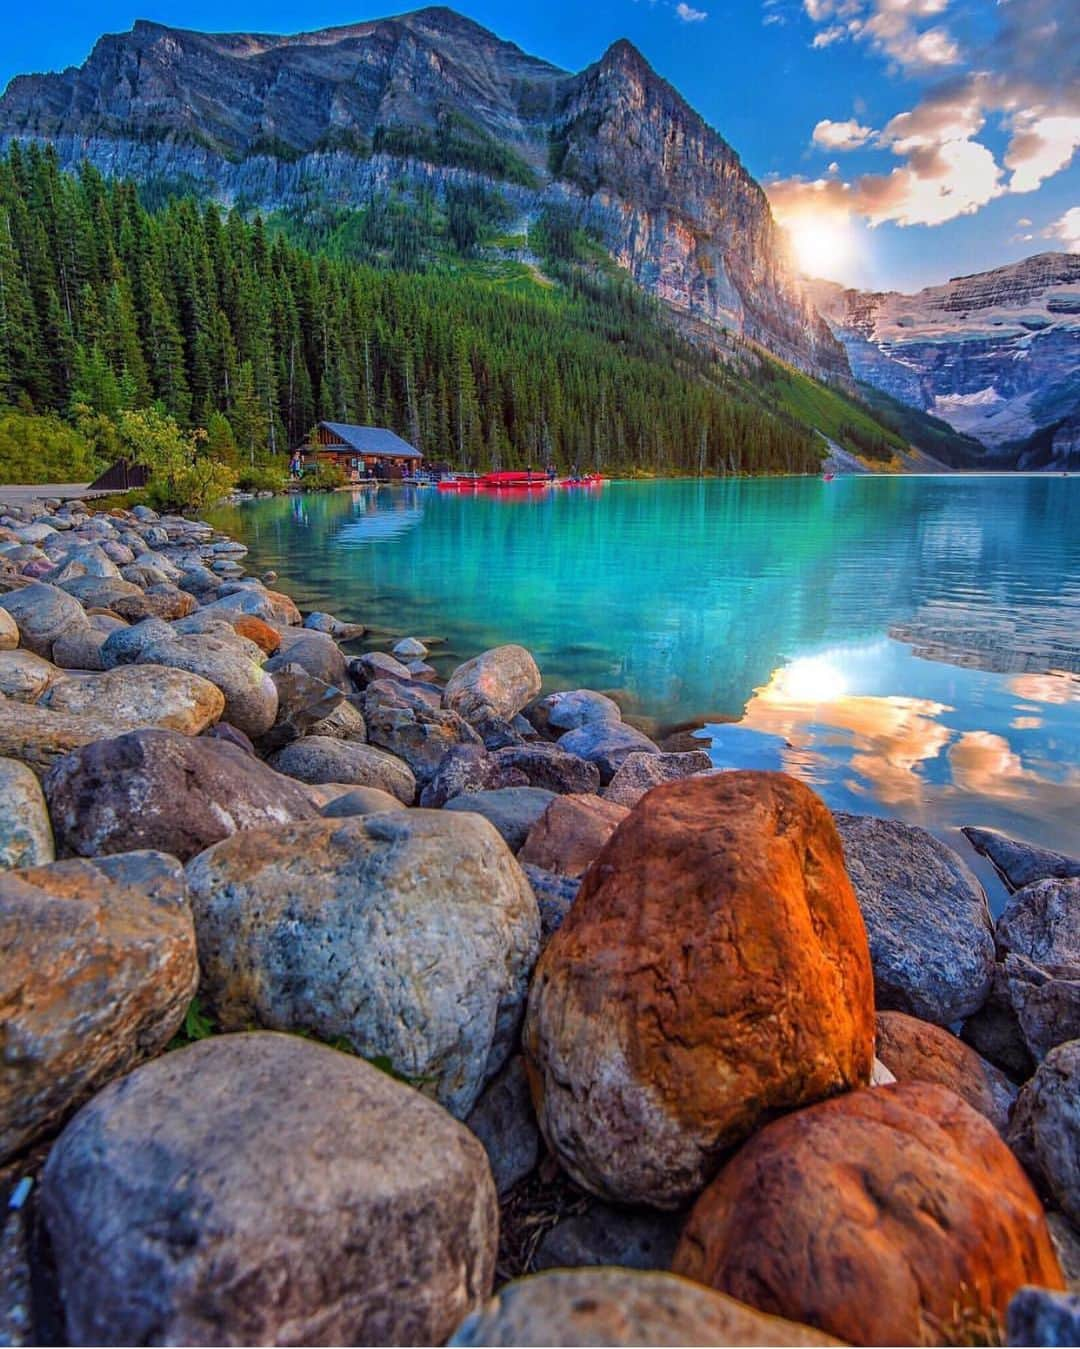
[
  {"x1": 0, "y1": 8, "x2": 846, "y2": 379},
  {"x1": 807, "y1": 255, "x2": 1080, "y2": 461}
]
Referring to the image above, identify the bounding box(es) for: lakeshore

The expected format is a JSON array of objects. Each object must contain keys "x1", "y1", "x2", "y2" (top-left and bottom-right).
[{"x1": 0, "y1": 487, "x2": 1078, "y2": 1346}]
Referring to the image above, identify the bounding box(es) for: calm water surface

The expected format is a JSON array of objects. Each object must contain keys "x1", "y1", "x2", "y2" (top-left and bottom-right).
[{"x1": 212, "y1": 476, "x2": 1079, "y2": 874}]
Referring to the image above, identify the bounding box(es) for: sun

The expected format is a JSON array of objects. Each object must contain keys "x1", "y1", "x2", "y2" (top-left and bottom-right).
[{"x1": 786, "y1": 214, "x2": 852, "y2": 279}]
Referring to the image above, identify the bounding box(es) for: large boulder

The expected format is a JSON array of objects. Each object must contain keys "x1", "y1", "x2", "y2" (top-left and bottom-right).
[
  {"x1": 875, "y1": 1009, "x2": 1016, "y2": 1133},
  {"x1": 50, "y1": 628, "x2": 109, "y2": 671},
  {"x1": 265, "y1": 630, "x2": 348, "y2": 688},
  {"x1": 42, "y1": 664, "x2": 225, "y2": 736},
  {"x1": 0, "y1": 851, "x2": 196, "y2": 1164},
  {"x1": 518, "y1": 793, "x2": 630, "y2": 878},
  {"x1": 0, "y1": 702, "x2": 129, "y2": 778},
  {"x1": 444, "y1": 787, "x2": 557, "y2": 852},
  {"x1": 524, "y1": 771, "x2": 875, "y2": 1207},
  {"x1": 1002, "y1": 954, "x2": 1080, "y2": 1064},
  {"x1": 0, "y1": 608, "x2": 17, "y2": 650},
  {"x1": 186, "y1": 811, "x2": 541, "y2": 1118},
  {"x1": 834, "y1": 812, "x2": 995, "y2": 1025},
  {"x1": 320, "y1": 785, "x2": 407, "y2": 817},
  {"x1": 0, "y1": 649, "x2": 60, "y2": 702},
  {"x1": 99, "y1": 617, "x2": 175, "y2": 668},
  {"x1": 444, "y1": 645, "x2": 542, "y2": 723},
  {"x1": 527, "y1": 688, "x2": 622, "y2": 736},
  {"x1": 362, "y1": 682, "x2": 481, "y2": 783},
  {"x1": 673, "y1": 1083, "x2": 1064, "y2": 1346},
  {"x1": 0, "y1": 757, "x2": 54, "y2": 869},
  {"x1": 556, "y1": 721, "x2": 660, "y2": 784},
  {"x1": 450, "y1": 1269, "x2": 839, "y2": 1348},
  {"x1": 0, "y1": 583, "x2": 89, "y2": 659},
  {"x1": 137, "y1": 633, "x2": 278, "y2": 738},
  {"x1": 41, "y1": 1033, "x2": 497, "y2": 1346},
  {"x1": 44, "y1": 728, "x2": 318, "y2": 862},
  {"x1": 997, "y1": 877, "x2": 1080, "y2": 971},
  {"x1": 492, "y1": 742, "x2": 602, "y2": 795},
  {"x1": 112, "y1": 584, "x2": 197, "y2": 623},
  {"x1": 963, "y1": 826, "x2": 1080, "y2": 891},
  {"x1": 419, "y1": 744, "x2": 516, "y2": 808},
  {"x1": 198, "y1": 583, "x2": 301, "y2": 626},
  {"x1": 268, "y1": 735, "x2": 416, "y2": 804},
  {"x1": 260, "y1": 666, "x2": 344, "y2": 751},
  {"x1": 603, "y1": 749, "x2": 713, "y2": 808},
  {"x1": 1009, "y1": 1040, "x2": 1080, "y2": 1228}
]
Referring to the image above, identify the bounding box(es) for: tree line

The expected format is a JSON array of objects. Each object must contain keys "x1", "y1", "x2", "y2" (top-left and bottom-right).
[{"x1": 0, "y1": 141, "x2": 823, "y2": 476}]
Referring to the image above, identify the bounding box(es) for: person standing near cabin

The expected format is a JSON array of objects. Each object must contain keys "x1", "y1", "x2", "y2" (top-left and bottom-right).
[{"x1": 546, "y1": 461, "x2": 556, "y2": 482}]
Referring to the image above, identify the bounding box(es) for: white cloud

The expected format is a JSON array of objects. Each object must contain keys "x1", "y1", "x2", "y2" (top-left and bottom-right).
[
  {"x1": 1005, "y1": 112, "x2": 1080, "y2": 193},
  {"x1": 1016, "y1": 216, "x2": 1032, "y2": 226},
  {"x1": 811, "y1": 24, "x2": 847, "y2": 46},
  {"x1": 1046, "y1": 206, "x2": 1080, "y2": 253},
  {"x1": 675, "y1": 2, "x2": 708, "y2": 20},
  {"x1": 802, "y1": 0, "x2": 960, "y2": 68},
  {"x1": 812, "y1": 118, "x2": 876, "y2": 150}
]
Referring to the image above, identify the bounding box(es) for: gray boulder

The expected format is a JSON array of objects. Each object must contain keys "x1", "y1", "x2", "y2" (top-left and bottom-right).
[
  {"x1": 99, "y1": 617, "x2": 175, "y2": 668},
  {"x1": 492, "y1": 741, "x2": 602, "y2": 796},
  {"x1": 260, "y1": 667, "x2": 345, "y2": 752},
  {"x1": 529, "y1": 688, "x2": 622, "y2": 736},
  {"x1": 963, "y1": 827, "x2": 1080, "y2": 891},
  {"x1": 307, "y1": 697, "x2": 367, "y2": 742},
  {"x1": 465, "y1": 1056, "x2": 540, "y2": 1195},
  {"x1": 445, "y1": 787, "x2": 558, "y2": 852},
  {"x1": 1007, "y1": 1288, "x2": 1080, "y2": 1348},
  {"x1": 835, "y1": 813, "x2": 995, "y2": 1024},
  {"x1": 349, "y1": 649, "x2": 413, "y2": 687},
  {"x1": 0, "y1": 583, "x2": 89, "y2": 659},
  {"x1": 556, "y1": 721, "x2": 660, "y2": 784},
  {"x1": 998, "y1": 877, "x2": 1080, "y2": 971},
  {"x1": 604, "y1": 749, "x2": 713, "y2": 808},
  {"x1": 1004, "y1": 955, "x2": 1080, "y2": 1064},
  {"x1": 269, "y1": 735, "x2": 416, "y2": 804},
  {"x1": 42, "y1": 664, "x2": 225, "y2": 736},
  {"x1": 362, "y1": 683, "x2": 480, "y2": 784},
  {"x1": 521, "y1": 864, "x2": 580, "y2": 947},
  {"x1": 444, "y1": 645, "x2": 541, "y2": 723},
  {"x1": 419, "y1": 744, "x2": 510, "y2": 808},
  {"x1": 137, "y1": 633, "x2": 278, "y2": 738},
  {"x1": 265, "y1": 630, "x2": 348, "y2": 688},
  {"x1": 1008, "y1": 1039, "x2": 1080, "y2": 1227},
  {"x1": 50, "y1": 629, "x2": 109, "y2": 671},
  {"x1": 44, "y1": 728, "x2": 317, "y2": 862},
  {"x1": 41, "y1": 1033, "x2": 497, "y2": 1347},
  {"x1": 0, "y1": 851, "x2": 196, "y2": 1164},
  {"x1": 0, "y1": 757, "x2": 54, "y2": 869},
  {"x1": 186, "y1": 811, "x2": 541, "y2": 1117}
]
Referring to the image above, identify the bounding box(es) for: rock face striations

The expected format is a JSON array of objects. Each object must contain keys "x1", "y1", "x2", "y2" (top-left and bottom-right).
[
  {"x1": 807, "y1": 253, "x2": 1080, "y2": 466},
  {"x1": 0, "y1": 7, "x2": 846, "y2": 378}
]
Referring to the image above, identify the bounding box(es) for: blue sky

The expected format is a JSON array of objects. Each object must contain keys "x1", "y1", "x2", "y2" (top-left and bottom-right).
[{"x1": 2, "y1": 0, "x2": 1077, "y2": 291}]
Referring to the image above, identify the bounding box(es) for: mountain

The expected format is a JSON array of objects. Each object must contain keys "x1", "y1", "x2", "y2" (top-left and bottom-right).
[
  {"x1": 806, "y1": 254, "x2": 1080, "y2": 469},
  {"x1": 0, "y1": 7, "x2": 846, "y2": 381}
]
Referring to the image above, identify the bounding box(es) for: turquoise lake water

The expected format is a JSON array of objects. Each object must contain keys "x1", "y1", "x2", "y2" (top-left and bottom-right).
[{"x1": 213, "y1": 476, "x2": 1079, "y2": 869}]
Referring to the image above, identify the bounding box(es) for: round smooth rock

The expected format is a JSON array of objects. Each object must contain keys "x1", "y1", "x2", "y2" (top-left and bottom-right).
[
  {"x1": 834, "y1": 812, "x2": 995, "y2": 1025},
  {"x1": 265, "y1": 631, "x2": 348, "y2": 688},
  {"x1": 42, "y1": 664, "x2": 225, "y2": 736},
  {"x1": 0, "y1": 702, "x2": 130, "y2": 779},
  {"x1": 444, "y1": 787, "x2": 557, "y2": 852},
  {"x1": 230, "y1": 614, "x2": 281, "y2": 655},
  {"x1": 0, "y1": 756, "x2": 54, "y2": 869},
  {"x1": 875, "y1": 1009, "x2": 1016, "y2": 1133},
  {"x1": 0, "y1": 851, "x2": 196, "y2": 1164},
  {"x1": 137, "y1": 634, "x2": 278, "y2": 738},
  {"x1": 524, "y1": 771, "x2": 875, "y2": 1207},
  {"x1": 348, "y1": 650, "x2": 413, "y2": 687},
  {"x1": 186, "y1": 811, "x2": 541, "y2": 1119},
  {"x1": 1009, "y1": 1040, "x2": 1080, "y2": 1227},
  {"x1": 0, "y1": 608, "x2": 18, "y2": 650},
  {"x1": 518, "y1": 793, "x2": 630, "y2": 877},
  {"x1": 0, "y1": 583, "x2": 89, "y2": 659},
  {"x1": 50, "y1": 629, "x2": 109, "y2": 671},
  {"x1": 450, "y1": 1268, "x2": 839, "y2": 1348},
  {"x1": 199, "y1": 584, "x2": 300, "y2": 626},
  {"x1": 41, "y1": 1033, "x2": 497, "y2": 1346},
  {"x1": 319, "y1": 785, "x2": 407, "y2": 817},
  {"x1": 44, "y1": 728, "x2": 318, "y2": 862},
  {"x1": 99, "y1": 617, "x2": 175, "y2": 668},
  {"x1": 673, "y1": 1083, "x2": 1064, "y2": 1345},
  {"x1": 269, "y1": 735, "x2": 416, "y2": 804},
  {"x1": 555, "y1": 721, "x2": 660, "y2": 785},
  {"x1": 529, "y1": 688, "x2": 622, "y2": 735},
  {"x1": 0, "y1": 649, "x2": 61, "y2": 703},
  {"x1": 444, "y1": 645, "x2": 541, "y2": 723},
  {"x1": 393, "y1": 636, "x2": 428, "y2": 660}
]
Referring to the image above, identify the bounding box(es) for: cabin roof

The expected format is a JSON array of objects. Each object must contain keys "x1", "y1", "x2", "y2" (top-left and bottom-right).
[{"x1": 315, "y1": 422, "x2": 423, "y2": 460}]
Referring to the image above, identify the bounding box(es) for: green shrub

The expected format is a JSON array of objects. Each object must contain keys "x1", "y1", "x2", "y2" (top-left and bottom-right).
[
  {"x1": 302, "y1": 461, "x2": 348, "y2": 491},
  {"x1": 0, "y1": 408, "x2": 105, "y2": 484},
  {"x1": 118, "y1": 407, "x2": 237, "y2": 511},
  {"x1": 236, "y1": 465, "x2": 287, "y2": 492}
]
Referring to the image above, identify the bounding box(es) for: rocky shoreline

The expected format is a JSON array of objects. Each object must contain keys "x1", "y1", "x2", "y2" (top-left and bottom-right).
[{"x1": 0, "y1": 494, "x2": 1078, "y2": 1346}]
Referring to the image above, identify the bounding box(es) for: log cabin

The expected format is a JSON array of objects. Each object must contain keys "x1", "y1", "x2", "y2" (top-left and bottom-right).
[{"x1": 297, "y1": 423, "x2": 424, "y2": 481}]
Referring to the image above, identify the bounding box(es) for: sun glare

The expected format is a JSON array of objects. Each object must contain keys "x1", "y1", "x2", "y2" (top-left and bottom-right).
[{"x1": 787, "y1": 215, "x2": 851, "y2": 279}]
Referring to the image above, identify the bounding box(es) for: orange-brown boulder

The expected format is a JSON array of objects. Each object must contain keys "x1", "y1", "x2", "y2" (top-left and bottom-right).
[
  {"x1": 517, "y1": 793, "x2": 630, "y2": 877},
  {"x1": 876, "y1": 1009, "x2": 1017, "y2": 1133},
  {"x1": 673, "y1": 1082, "x2": 1064, "y2": 1346},
  {"x1": 523, "y1": 770, "x2": 875, "y2": 1208},
  {"x1": 231, "y1": 614, "x2": 281, "y2": 656}
]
